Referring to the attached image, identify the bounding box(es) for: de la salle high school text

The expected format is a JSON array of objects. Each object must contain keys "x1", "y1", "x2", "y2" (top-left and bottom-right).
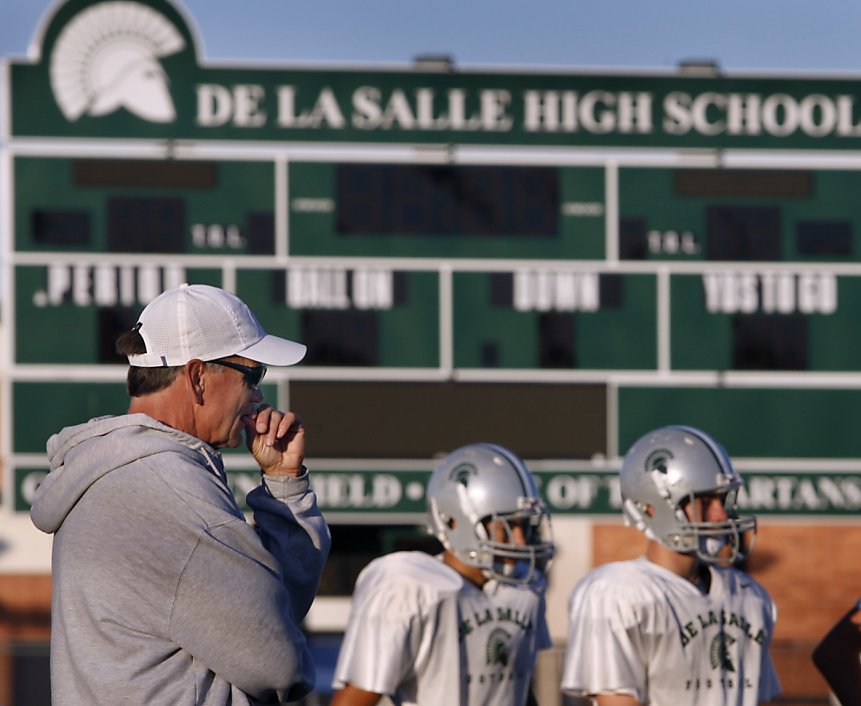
[{"x1": 195, "y1": 83, "x2": 861, "y2": 138}]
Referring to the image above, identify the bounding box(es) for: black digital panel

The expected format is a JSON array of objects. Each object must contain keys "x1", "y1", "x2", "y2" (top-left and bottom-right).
[
  {"x1": 797, "y1": 221, "x2": 853, "y2": 256},
  {"x1": 538, "y1": 313, "x2": 576, "y2": 368},
  {"x1": 245, "y1": 212, "x2": 276, "y2": 254},
  {"x1": 32, "y1": 210, "x2": 90, "y2": 245},
  {"x1": 732, "y1": 314, "x2": 808, "y2": 370},
  {"x1": 619, "y1": 217, "x2": 648, "y2": 259},
  {"x1": 74, "y1": 159, "x2": 218, "y2": 188},
  {"x1": 107, "y1": 197, "x2": 185, "y2": 253},
  {"x1": 490, "y1": 273, "x2": 513, "y2": 306},
  {"x1": 600, "y1": 274, "x2": 624, "y2": 308},
  {"x1": 290, "y1": 381, "x2": 607, "y2": 458},
  {"x1": 706, "y1": 206, "x2": 782, "y2": 260},
  {"x1": 300, "y1": 310, "x2": 379, "y2": 366},
  {"x1": 336, "y1": 163, "x2": 558, "y2": 236},
  {"x1": 675, "y1": 169, "x2": 812, "y2": 197},
  {"x1": 479, "y1": 342, "x2": 501, "y2": 367}
]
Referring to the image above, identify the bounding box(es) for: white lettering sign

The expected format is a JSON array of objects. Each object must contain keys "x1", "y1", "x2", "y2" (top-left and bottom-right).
[
  {"x1": 513, "y1": 271, "x2": 600, "y2": 312},
  {"x1": 524, "y1": 90, "x2": 653, "y2": 134},
  {"x1": 189, "y1": 81, "x2": 861, "y2": 140},
  {"x1": 664, "y1": 91, "x2": 861, "y2": 138},
  {"x1": 195, "y1": 83, "x2": 267, "y2": 127},
  {"x1": 740, "y1": 476, "x2": 861, "y2": 511},
  {"x1": 312, "y1": 473, "x2": 404, "y2": 508},
  {"x1": 33, "y1": 264, "x2": 186, "y2": 307},
  {"x1": 286, "y1": 267, "x2": 394, "y2": 310},
  {"x1": 701, "y1": 271, "x2": 837, "y2": 314}
]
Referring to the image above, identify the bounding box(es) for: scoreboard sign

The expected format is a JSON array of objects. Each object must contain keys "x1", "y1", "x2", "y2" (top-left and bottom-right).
[{"x1": 5, "y1": 0, "x2": 861, "y2": 518}]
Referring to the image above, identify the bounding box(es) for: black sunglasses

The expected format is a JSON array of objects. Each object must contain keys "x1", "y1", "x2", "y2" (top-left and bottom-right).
[{"x1": 209, "y1": 359, "x2": 267, "y2": 388}]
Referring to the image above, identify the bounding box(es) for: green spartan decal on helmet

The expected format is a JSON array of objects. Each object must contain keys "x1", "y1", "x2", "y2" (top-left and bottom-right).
[
  {"x1": 449, "y1": 462, "x2": 478, "y2": 486},
  {"x1": 644, "y1": 448, "x2": 674, "y2": 474}
]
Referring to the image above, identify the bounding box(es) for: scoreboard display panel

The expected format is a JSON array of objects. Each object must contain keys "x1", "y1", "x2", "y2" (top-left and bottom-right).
[
  {"x1": 288, "y1": 162, "x2": 606, "y2": 259},
  {"x1": 6, "y1": 0, "x2": 861, "y2": 519},
  {"x1": 670, "y1": 273, "x2": 861, "y2": 371},
  {"x1": 234, "y1": 269, "x2": 441, "y2": 368},
  {"x1": 619, "y1": 167, "x2": 861, "y2": 262},
  {"x1": 452, "y1": 272, "x2": 658, "y2": 370},
  {"x1": 15, "y1": 157, "x2": 276, "y2": 255},
  {"x1": 15, "y1": 265, "x2": 224, "y2": 364},
  {"x1": 618, "y1": 387, "x2": 861, "y2": 459}
]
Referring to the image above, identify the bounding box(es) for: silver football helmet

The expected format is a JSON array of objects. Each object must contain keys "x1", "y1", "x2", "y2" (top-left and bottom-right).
[
  {"x1": 426, "y1": 443, "x2": 554, "y2": 584},
  {"x1": 620, "y1": 425, "x2": 756, "y2": 564}
]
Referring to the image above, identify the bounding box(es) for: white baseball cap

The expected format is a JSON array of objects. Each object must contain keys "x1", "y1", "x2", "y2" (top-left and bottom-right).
[{"x1": 127, "y1": 283, "x2": 306, "y2": 367}]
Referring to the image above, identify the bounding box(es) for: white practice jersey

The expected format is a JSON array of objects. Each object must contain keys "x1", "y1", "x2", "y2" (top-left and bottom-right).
[
  {"x1": 333, "y1": 551, "x2": 551, "y2": 706},
  {"x1": 562, "y1": 556, "x2": 781, "y2": 706}
]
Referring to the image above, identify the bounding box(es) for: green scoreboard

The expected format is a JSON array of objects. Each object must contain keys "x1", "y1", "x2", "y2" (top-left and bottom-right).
[{"x1": 5, "y1": 0, "x2": 861, "y2": 519}]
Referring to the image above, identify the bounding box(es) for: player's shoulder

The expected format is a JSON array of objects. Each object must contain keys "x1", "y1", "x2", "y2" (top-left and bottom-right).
[
  {"x1": 351, "y1": 552, "x2": 464, "y2": 619},
  {"x1": 573, "y1": 556, "x2": 656, "y2": 591},
  {"x1": 566, "y1": 557, "x2": 681, "y2": 629},
  {"x1": 568, "y1": 556, "x2": 681, "y2": 610},
  {"x1": 358, "y1": 551, "x2": 463, "y2": 594},
  {"x1": 711, "y1": 564, "x2": 774, "y2": 600}
]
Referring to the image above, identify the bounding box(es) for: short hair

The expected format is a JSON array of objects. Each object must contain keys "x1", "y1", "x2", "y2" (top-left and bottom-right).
[{"x1": 115, "y1": 327, "x2": 181, "y2": 397}]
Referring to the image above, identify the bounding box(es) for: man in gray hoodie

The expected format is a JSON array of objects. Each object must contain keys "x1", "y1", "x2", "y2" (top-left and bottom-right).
[{"x1": 30, "y1": 283, "x2": 331, "y2": 705}]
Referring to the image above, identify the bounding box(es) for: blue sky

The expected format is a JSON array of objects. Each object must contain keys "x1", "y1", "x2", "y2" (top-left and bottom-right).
[{"x1": 3, "y1": 0, "x2": 861, "y2": 74}]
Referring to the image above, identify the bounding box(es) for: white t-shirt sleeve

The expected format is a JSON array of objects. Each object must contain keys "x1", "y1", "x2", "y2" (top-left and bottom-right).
[
  {"x1": 561, "y1": 565, "x2": 647, "y2": 700},
  {"x1": 332, "y1": 553, "x2": 460, "y2": 697}
]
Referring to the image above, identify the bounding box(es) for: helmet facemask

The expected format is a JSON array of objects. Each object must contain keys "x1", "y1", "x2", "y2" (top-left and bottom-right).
[
  {"x1": 672, "y1": 488, "x2": 757, "y2": 564},
  {"x1": 474, "y1": 500, "x2": 555, "y2": 585}
]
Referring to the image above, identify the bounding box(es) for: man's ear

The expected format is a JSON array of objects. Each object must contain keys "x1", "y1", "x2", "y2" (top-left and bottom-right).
[{"x1": 185, "y1": 359, "x2": 207, "y2": 403}]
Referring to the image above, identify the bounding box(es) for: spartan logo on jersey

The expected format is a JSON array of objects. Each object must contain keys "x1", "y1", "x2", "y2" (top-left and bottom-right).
[
  {"x1": 709, "y1": 632, "x2": 737, "y2": 672},
  {"x1": 449, "y1": 462, "x2": 478, "y2": 487},
  {"x1": 485, "y1": 628, "x2": 512, "y2": 666},
  {"x1": 50, "y1": 1, "x2": 185, "y2": 123},
  {"x1": 643, "y1": 448, "x2": 674, "y2": 474}
]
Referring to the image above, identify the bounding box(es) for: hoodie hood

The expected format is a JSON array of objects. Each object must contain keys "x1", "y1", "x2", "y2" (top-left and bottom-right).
[{"x1": 31, "y1": 413, "x2": 223, "y2": 534}]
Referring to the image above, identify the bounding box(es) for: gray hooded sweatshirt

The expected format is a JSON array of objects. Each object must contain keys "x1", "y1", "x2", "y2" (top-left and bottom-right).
[{"x1": 30, "y1": 413, "x2": 331, "y2": 705}]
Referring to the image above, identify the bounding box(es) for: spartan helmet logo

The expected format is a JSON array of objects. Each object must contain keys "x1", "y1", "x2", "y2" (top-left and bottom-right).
[
  {"x1": 644, "y1": 448, "x2": 674, "y2": 475},
  {"x1": 49, "y1": 1, "x2": 185, "y2": 122},
  {"x1": 709, "y1": 632, "x2": 737, "y2": 672},
  {"x1": 485, "y1": 628, "x2": 512, "y2": 667},
  {"x1": 449, "y1": 462, "x2": 477, "y2": 487}
]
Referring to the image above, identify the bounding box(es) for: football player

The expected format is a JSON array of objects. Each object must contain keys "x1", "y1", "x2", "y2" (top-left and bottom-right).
[
  {"x1": 331, "y1": 443, "x2": 555, "y2": 706},
  {"x1": 562, "y1": 425, "x2": 781, "y2": 705}
]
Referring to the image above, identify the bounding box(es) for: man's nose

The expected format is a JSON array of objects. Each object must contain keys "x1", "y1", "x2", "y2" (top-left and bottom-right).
[
  {"x1": 707, "y1": 497, "x2": 729, "y2": 521},
  {"x1": 510, "y1": 524, "x2": 528, "y2": 546}
]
